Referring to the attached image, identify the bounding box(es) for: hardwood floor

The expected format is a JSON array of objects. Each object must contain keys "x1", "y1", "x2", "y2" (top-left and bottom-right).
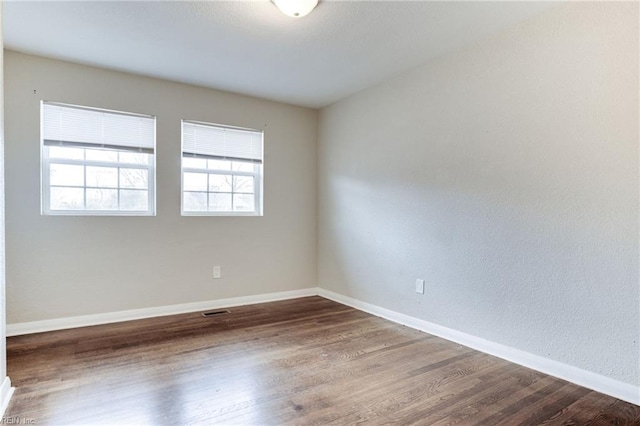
[{"x1": 5, "y1": 296, "x2": 640, "y2": 425}]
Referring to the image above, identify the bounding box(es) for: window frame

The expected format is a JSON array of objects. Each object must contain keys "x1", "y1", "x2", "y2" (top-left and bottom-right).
[
  {"x1": 181, "y1": 120, "x2": 263, "y2": 216},
  {"x1": 40, "y1": 101, "x2": 156, "y2": 216}
]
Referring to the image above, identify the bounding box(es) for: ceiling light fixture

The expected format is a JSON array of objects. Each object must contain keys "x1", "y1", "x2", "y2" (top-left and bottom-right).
[{"x1": 273, "y1": 0, "x2": 318, "y2": 18}]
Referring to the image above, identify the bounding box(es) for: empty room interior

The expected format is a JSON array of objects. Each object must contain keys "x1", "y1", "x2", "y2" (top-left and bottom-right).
[{"x1": 0, "y1": 0, "x2": 638, "y2": 424}]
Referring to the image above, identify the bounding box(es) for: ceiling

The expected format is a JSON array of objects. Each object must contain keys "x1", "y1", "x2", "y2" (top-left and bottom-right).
[{"x1": 3, "y1": 1, "x2": 559, "y2": 109}]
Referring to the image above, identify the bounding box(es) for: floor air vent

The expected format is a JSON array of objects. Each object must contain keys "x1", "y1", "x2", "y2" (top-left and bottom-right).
[{"x1": 201, "y1": 309, "x2": 231, "y2": 317}]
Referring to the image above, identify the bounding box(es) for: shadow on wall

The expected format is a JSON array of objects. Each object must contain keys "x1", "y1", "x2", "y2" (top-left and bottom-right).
[{"x1": 320, "y1": 170, "x2": 638, "y2": 379}]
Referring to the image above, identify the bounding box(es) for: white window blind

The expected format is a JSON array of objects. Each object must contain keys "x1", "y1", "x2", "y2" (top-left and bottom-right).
[
  {"x1": 182, "y1": 121, "x2": 263, "y2": 163},
  {"x1": 42, "y1": 102, "x2": 155, "y2": 153}
]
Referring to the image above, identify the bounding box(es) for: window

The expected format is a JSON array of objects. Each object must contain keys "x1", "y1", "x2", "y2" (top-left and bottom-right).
[
  {"x1": 41, "y1": 102, "x2": 156, "y2": 215},
  {"x1": 181, "y1": 120, "x2": 263, "y2": 215}
]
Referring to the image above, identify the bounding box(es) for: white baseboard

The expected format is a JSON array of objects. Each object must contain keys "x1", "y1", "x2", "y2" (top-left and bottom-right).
[
  {"x1": 318, "y1": 288, "x2": 640, "y2": 406},
  {"x1": 0, "y1": 377, "x2": 14, "y2": 418},
  {"x1": 7, "y1": 288, "x2": 319, "y2": 337}
]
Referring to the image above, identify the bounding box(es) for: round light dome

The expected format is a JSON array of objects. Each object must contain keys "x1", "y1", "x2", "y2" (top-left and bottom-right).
[{"x1": 273, "y1": 0, "x2": 319, "y2": 18}]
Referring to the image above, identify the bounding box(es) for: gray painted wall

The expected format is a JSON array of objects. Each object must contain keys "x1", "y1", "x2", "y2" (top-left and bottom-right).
[
  {"x1": 318, "y1": 2, "x2": 639, "y2": 385},
  {"x1": 5, "y1": 51, "x2": 317, "y2": 323},
  {"x1": 0, "y1": 2, "x2": 7, "y2": 382}
]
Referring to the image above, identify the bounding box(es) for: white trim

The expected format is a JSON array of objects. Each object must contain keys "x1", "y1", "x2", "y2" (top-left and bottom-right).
[
  {"x1": 7, "y1": 288, "x2": 318, "y2": 337},
  {"x1": 0, "y1": 377, "x2": 14, "y2": 417},
  {"x1": 317, "y1": 288, "x2": 640, "y2": 406}
]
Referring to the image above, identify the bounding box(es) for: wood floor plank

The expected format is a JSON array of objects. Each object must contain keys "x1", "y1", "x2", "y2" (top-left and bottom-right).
[{"x1": 5, "y1": 296, "x2": 640, "y2": 425}]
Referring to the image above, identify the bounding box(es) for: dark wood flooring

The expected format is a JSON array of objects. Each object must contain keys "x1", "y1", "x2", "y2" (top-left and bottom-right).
[{"x1": 5, "y1": 296, "x2": 640, "y2": 425}]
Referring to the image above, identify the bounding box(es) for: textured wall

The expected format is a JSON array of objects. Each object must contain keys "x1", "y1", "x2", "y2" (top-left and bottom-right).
[
  {"x1": 0, "y1": 2, "x2": 7, "y2": 380},
  {"x1": 318, "y1": 2, "x2": 639, "y2": 385},
  {"x1": 5, "y1": 51, "x2": 317, "y2": 323}
]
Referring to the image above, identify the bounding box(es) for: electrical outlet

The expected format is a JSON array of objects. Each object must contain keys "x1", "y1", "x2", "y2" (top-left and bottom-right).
[
  {"x1": 415, "y1": 279, "x2": 425, "y2": 294},
  {"x1": 213, "y1": 266, "x2": 222, "y2": 279}
]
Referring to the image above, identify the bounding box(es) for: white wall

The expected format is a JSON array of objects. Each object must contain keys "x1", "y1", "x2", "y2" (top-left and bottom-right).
[
  {"x1": 1, "y1": 2, "x2": 15, "y2": 413},
  {"x1": 318, "y1": 2, "x2": 639, "y2": 386},
  {"x1": 5, "y1": 51, "x2": 317, "y2": 323}
]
